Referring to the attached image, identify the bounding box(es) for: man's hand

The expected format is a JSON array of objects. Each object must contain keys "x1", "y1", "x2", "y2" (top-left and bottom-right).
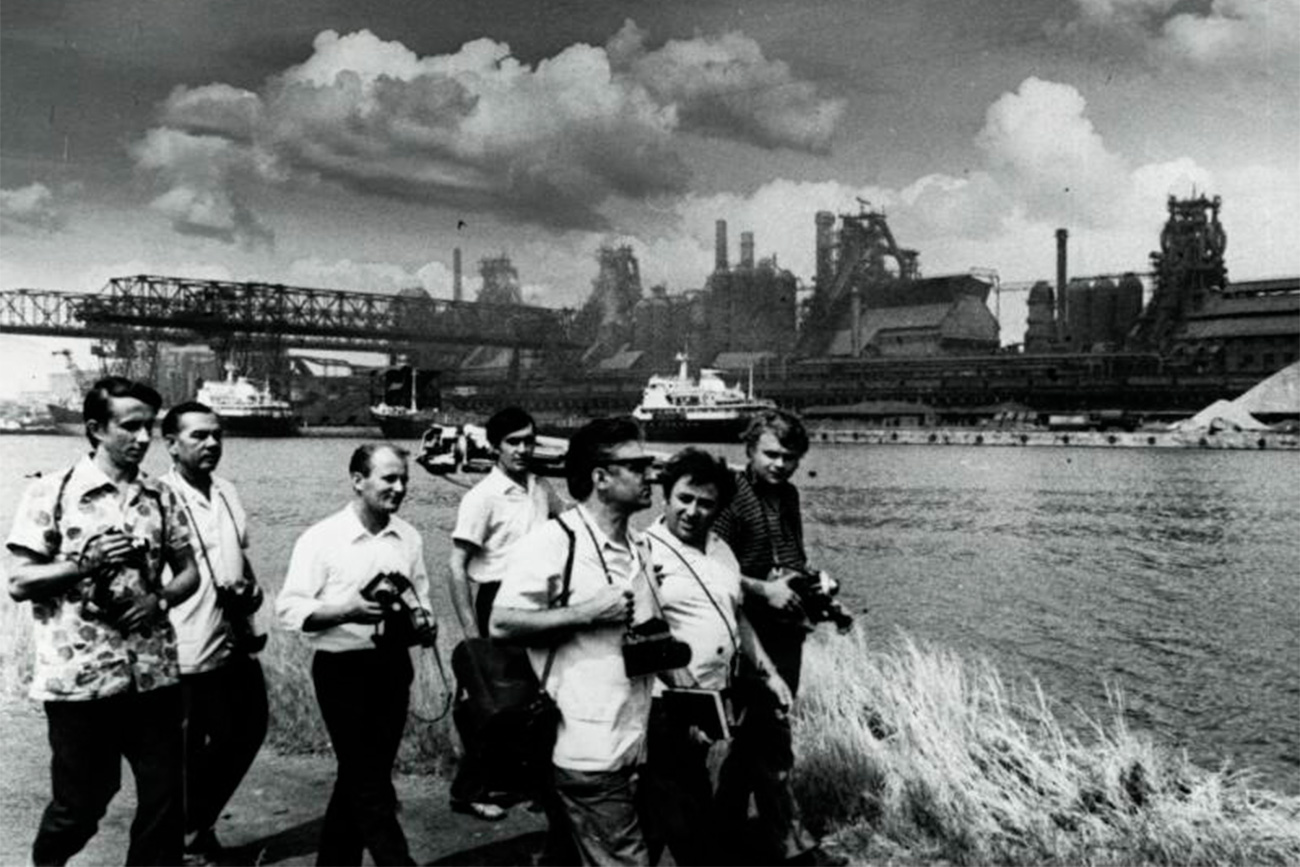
[
  {"x1": 578, "y1": 586, "x2": 634, "y2": 627},
  {"x1": 110, "y1": 592, "x2": 164, "y2": 635},
  {"x1": 79, "y1": 531, "x2": 141, "y2": 575},
  {"x1": 341, "y1": 588, "x2": 385, "y2": 624},
  {"x1": 761, "y1": 570, "x2": 804, "y2": 617},
  {"x1": 764, "y1": 671, "x2": 793, "y2": 711}
]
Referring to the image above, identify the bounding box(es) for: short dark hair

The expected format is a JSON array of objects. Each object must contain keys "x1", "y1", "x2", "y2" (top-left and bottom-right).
[
  {"x1": 349, "y1": 442, "x2": 408, "y2": 477},
  {"x1": 565, "y1": 416, "x2": 643, "y2": 500},
  {"x1": 161, "y1": 401, "x2": 218, "y2": 437},
  {"x1": 486, "y1": 406, "x2": 535, "y2": 448},
  {"x1": 82, "y1": 377, "x2": 163, "y2": 446},
  {"x1": 659, "y1": 447, "x2": 735, "y2": 509},
  {"x1": 742, "y1": 409, "x2": 809, "y2": 456}
]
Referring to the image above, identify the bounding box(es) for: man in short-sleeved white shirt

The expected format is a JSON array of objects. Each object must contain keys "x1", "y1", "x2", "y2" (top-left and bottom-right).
[
  {"x1": 160, "y1": 401, "x2": 268, "y2": 862},
  {"x1": 492, "y1": 417, "x2": 659, "y2": 867},
  {"x1": 447, "y1": 407, "x2": 561, "y2": 821},
  {"x1": 276, "y1": 443, "x2": 434, "y2": 866}
]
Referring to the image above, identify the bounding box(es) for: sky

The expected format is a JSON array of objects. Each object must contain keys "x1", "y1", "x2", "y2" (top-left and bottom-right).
[{"x1": 2, "y1": 0, "x2": 1297, "y2": 397}]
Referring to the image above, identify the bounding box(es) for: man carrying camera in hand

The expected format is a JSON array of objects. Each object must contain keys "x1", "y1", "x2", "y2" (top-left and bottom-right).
[
  {"x1": 160, "y1": 401, "x2": 269, "y2": 864},
  {"x1": 6, "y1": 376, "x2": 200, "y2": 866},
  {"x1": 712, "y1": 410, "x2": 847, "y2": 866},
  {"x1": 491, "y1": 417, "x2": 661, "y2": 866},
  {"x1": 276, "y1": 443, "x2": 436, "y2": 866}
]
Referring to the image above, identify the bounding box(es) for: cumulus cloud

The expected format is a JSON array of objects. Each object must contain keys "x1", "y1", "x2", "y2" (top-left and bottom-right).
[
  {"x1": 286, "y1": 257, "x2": 457, "y2": 298},
  {"x1": 135, "y1": 23, "x2": 841, "y2": 238},
  {"x1": 131, "y1": 128, "x2": 274, "y2": 248},
  {"x1": 607, "y1": 20, "x2": 845, "y2": 153},
  {"x1": 1, "y1": 183, "x2": 69, "y2": 235},
  {"x1": 1057, "y1": 0, "x2": 1298, "y2": 69}
]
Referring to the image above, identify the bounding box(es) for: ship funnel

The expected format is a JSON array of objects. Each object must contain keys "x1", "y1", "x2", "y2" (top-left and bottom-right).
[
  {"x1": 453, "y1": 247, "x2": 463, "y2": 303},
  {"x1": 715, "y1": 219, "x2": 729, "y2": 272},
  {"x1": 1055, "y1": 228, "x2": 1068, "y2": 324},
  {"x1": 740, "y1": 232, "x2": 755, "y2": 269}
]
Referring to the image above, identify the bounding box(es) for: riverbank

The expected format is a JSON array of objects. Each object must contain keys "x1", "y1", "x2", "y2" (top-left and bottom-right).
[{"x1": 807, "y1": 424, "x2": 1300, "y2": 450}]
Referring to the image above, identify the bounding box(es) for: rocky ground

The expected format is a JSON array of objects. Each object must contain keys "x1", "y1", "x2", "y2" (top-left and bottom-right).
[{"x1": 0, "y1": 698, "x2": 548, "y2": 866}]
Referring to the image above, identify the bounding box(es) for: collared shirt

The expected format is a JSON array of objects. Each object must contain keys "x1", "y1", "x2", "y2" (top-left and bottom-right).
[
  {"x1": 275, "y1": 504, "x2": 431, "y2": 653},
  {"x1": 452, "y1": 466, "x2": 557, "y2": 585},
  {"x1": 5, "y1": 455, "x2": 192, "y2": 702},
  {"x1": 495, "y1": 505, "x2": 656, "y2": 773},
  {"x1": 645, "y1": 519, "x2": 742, "y2": 692},
  {"x1": 160, "y1": 469, "x2": 250, "y2": 674}
]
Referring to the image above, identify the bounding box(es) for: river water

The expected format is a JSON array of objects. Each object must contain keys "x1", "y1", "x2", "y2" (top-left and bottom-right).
[{"x1": 2, "y1": 435, "x2": 1297, "y2": 792}]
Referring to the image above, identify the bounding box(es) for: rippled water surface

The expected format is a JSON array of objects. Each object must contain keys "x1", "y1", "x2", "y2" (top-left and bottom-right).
[{"x1": 3, "y1": 436, "x2": 1298, "y2": 791}]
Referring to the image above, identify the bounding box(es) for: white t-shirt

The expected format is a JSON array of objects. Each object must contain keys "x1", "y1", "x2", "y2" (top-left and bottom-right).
[
  {"x1": 645, "y1": 520, "x2": 742, "y2": 692},
  {"x1": 495, "y1": 505, "x2": 655, "y2": 772},
  {"x1": 162, "y1": 470, "x2": 250, "y2": 674},
  {"x1": 452, "y1": 467, "x2": 557, "y2": 585}
]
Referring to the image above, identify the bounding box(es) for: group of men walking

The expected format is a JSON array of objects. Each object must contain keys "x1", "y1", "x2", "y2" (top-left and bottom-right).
[{"x1": 6, "y1": 375, "x2": 845, "y2": 867}]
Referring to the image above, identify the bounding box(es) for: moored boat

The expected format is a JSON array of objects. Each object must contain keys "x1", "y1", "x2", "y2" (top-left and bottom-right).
[
  {"x1": 196, "y1": 369, "x2": 300, "y2": 436},
  {"x1": 631, "y1": 353, "x2": 776, "y2": 442}
]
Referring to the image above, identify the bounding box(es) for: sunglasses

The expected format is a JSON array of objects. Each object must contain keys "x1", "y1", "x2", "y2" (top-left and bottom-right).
[{"x1": 598, "y1": 457, "x2": 657, "y2": 474}]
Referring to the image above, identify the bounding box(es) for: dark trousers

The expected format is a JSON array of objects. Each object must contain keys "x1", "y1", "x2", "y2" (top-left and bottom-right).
[
  {"x1": 33, "y1": 685, "x2": 184, "y2": 867},
  {"x1": 181, "y1": 656, "x2": 269, "y2": 837},
  {"x1": 553, "y1": 764, "x2": 648, "y2": 867},
  {"x1": 450, "y1": 581, "x2": 502, "y2": 806},
  {"x1": 638, "y1": 699, "x2": 716, "y2": 866},
  {"x1": 715, "y1": 627, "x2": 816, "y2": 864},
  {"x1": 312, "y1": 647, "x2": 415, "y2": 866}
]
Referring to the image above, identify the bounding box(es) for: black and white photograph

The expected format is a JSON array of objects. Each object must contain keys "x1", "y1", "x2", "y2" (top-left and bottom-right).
[{"x1": 2, "y1": 1, "x2": 1297, "y2": 864}]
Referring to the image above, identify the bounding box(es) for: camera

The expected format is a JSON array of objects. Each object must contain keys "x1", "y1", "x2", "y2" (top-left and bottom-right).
[
  {"x1": 622, "y1": 617, "x2": 692, "y2": 678},
  {"x1": 786, "y1": 568, "x2": 855, "y2": 633},
  {"x1": 78, "y1": 534, "x2": 150, "y2": 626},
  {"x1": 361, "y1": 571, "x2": 437, "y2": 648}
]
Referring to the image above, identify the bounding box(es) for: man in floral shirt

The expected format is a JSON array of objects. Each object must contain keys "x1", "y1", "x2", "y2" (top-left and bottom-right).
[{"x1": 6, "y1": 376, "x2": 200, "y2": 866}]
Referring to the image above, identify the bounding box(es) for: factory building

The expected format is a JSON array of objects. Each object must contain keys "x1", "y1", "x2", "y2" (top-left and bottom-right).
[
  {"x1": 703, "y1": 221, "x2": 798, "y2": 359},
  {"x1": 1170, "y1": 277, "x2": 1300, "y2": 375}
]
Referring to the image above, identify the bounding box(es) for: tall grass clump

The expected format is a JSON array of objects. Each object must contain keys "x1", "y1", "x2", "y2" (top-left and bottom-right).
[{"x1": 792, "y1": 629, "x2": 1300, "y2": 866}]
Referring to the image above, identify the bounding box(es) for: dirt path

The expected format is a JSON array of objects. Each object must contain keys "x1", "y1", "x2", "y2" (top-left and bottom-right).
[{"x1": 0, "y1": 697, "x2": 547, "y2": 866}]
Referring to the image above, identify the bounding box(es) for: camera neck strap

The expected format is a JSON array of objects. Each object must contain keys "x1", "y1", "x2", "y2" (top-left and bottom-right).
[
  {"x1": 539, "y1": 514, "x2": 580, "y2": 691},
  {"x1": 646, "y1": 528, "x2": 740, "y2": 678},
  {"x1": 574, "y1": 508, "x2": 667, "y2": 621}
]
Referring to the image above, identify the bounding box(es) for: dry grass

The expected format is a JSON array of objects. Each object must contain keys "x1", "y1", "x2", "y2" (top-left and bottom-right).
[{"x1": 792, "y1": 630, "x2": 1300, "y2": 866}]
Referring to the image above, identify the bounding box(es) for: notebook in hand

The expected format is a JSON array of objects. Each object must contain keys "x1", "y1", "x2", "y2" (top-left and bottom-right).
[{"x1": 661, "y1": 687, "x2": 732, "y2": 741}]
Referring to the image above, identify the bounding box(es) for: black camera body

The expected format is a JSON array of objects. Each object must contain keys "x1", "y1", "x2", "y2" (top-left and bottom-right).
[
  {"x1": 787, "y1": 568, "x2": 855, "y2": 633},
  {"x1": 361, "y1": 571, "x2": 437, "y2": 648},
  {"x1": 622, "y1": 617, "x2": 692, "y2": 678},
  {"x1": 79, "y1": 535, "x2": 151, "y2": 626}
]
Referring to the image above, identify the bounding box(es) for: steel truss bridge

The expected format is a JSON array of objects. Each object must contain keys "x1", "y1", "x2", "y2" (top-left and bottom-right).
[{"x1": 0, "y1": 275, "x2": 576, "y2": 353}]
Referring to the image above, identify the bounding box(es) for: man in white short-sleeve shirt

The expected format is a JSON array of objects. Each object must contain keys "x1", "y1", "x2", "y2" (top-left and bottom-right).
[
  {"x1": 639, "y1": 448, "x2": 792, "y2": 866},
  {"x1": 447, "y1": 406, "x2": 561, "y2": 821},
  {"x1": 491, "y1": 417, "x2": 659, "y2": 866},
  {"x1": 160, "y1": 401, "x2": 268, "y2": 863}
]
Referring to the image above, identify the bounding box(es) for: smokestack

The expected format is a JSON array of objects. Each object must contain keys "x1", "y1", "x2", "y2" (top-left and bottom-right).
[
  {"x1": 1055, "y1": 228, "x2": 1068, "y2": 324},
  {"x1": 453, "y1": 247, "x2": 463, "y2": 302},
  {"x1": 715, "y1": 219, "x2": 729, "y2": 272},
  {"x1": 815, "y1": 211, "x2": 835, "y2": 286},
  {"x1": 740, "y1": 231, "x2": 755, "y2": 269}
]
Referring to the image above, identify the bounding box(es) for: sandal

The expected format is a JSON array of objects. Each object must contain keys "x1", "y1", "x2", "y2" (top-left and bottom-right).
[{"x1": 451, "y1": 800, "x2": 508, "y2": 822}]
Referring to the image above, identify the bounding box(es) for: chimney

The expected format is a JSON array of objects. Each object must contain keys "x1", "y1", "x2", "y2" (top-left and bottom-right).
[
  {"x1": 1055, "y1": 228, "x2": 1068, "y2": 324},
  {"x1": 453, "y1": 247, "x2": 463, "y2": 302},
  {"x1": 715, "y1": 219, "x2": 729, "y2": 272},
  {"x1": 815, "y1": 211, "x2": 835, "y2": 286},
  {"x1": 740, "y1": 231, "x2": 755, "y2": 269}
]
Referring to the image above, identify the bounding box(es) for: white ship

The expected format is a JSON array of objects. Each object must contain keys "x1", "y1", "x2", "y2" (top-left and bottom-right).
[
  {"x1": 631, "y1": 353, "x2": 776, "y2": 442},
  {"x1": 196, "y1": 368, "x2": 300, "y2": 436}
]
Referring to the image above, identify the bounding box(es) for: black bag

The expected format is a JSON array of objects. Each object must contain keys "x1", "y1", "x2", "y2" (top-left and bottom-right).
[{"x1": 448, "y1": 515, "x2": 576, "y2": 803}]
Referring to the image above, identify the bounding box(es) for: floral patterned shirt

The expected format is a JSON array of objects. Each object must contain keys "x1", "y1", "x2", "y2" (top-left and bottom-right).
[{"x1": 6, "y1": 455, "x2": 192, "y2": 702}]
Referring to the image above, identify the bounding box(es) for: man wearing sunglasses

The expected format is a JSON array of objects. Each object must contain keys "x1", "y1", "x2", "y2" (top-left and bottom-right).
[
  {"x1": 446, "y1": 406, "x2": 562, "y2": 821},
  {"x1": 491, "y1": 416, "x2": 660, "y2": 866}
]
